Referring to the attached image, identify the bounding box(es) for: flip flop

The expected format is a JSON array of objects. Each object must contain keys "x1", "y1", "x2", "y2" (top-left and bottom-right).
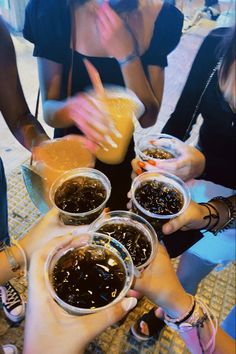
[{"x1": 131, "y1": 307, "x2": 165, "y2": 341}]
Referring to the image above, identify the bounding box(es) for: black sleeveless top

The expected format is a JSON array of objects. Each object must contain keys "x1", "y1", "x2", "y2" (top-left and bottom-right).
[{"x1": 24, "y1": 0, "x2": 183, "y2": 137}]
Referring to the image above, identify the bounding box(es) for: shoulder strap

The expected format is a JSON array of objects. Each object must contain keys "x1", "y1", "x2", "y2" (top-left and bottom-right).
[{"x1": 183, "y1": 58, "x2": 223, "y2": 141}]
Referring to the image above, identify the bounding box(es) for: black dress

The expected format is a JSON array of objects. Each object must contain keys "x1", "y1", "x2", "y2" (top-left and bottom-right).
[
  {"x1": 24, "y1": 0, "x2": 183, "y2": 210},
  {"x1": 162, "y1": 27, "x2": 236, "y2": 190}
]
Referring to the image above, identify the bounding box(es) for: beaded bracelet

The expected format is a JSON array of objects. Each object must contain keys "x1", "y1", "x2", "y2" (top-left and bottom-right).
[
  {"x1": 209, "y1": 196, "x2": 236, "y2": 235},
  {"x1": 199, "y1": 202, "x2": 220, "y2": 233}
]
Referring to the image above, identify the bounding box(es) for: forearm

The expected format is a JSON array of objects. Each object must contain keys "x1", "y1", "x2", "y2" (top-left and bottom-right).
[
  {"x1": 0, "y1": 243, "x2": 25, "y2": 285},
  {"x1": 199, "y1": 195, "x2": 236, "y2": 233},
  {"x1": 120, "y1": 58, "x2": 159, "y2": 128},
  {"x1": 43, "y1": 99, "x2": 74, "y2": 128},
  {"x1": 10, "y1": 112, "x2": 49, "y2": 151}
]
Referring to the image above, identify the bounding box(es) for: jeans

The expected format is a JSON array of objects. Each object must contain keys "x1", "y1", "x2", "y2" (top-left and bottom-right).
[{"x1": 0, "y1": 158, "x2": 10, "y2": 245}]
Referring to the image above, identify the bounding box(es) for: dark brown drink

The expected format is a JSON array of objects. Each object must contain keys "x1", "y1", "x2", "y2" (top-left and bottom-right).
[
  {"x1": 98, "y1": 223, "x2": 151, "y2": 268},
  {"x1": 142, "y1": 147, "x2": 175, "y2": 160},
  {"x1": 52, "y1": 246, "x2": 126, "y2": 309},
  {"x1": 54, "y1": 176, "x2": 106, "y2": 213},
  {"x1": 134, "y1": 180, "x2": 184, "y2": 233},
  {"x1": 54, "y1": 176, "x2": 107, "y2": 225}
]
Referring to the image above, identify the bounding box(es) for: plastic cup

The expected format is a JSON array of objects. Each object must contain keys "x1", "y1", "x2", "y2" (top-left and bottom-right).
[
  {"x1": 32, "y1": 135, "x2": 95, "y2": 201},
  {"x1": 89, "y1": 210, "x2": 158, "y2": 270},
  {"x1": 135, "y1": 133, "x2": 181, "y2": 169},
  {"x1": 50, "y1": 168, "x2": 111, "y2": 225},
  {"x1": 91, "y1": 86, "x2": 144, "y2": 165},
  {"x1": 45, "y1": 232, "x2": 134, "y2": 315},
  {"x1": 131, "y1": 171, "x2": 190, "y2": 237}
]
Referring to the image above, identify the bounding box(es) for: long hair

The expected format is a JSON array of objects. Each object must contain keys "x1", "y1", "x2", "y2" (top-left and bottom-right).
[
  {"x1": 67, "y1": 0, "x2": 139, "y2": 13},
  {"x1": 217, "y1": 25, "x2": 236, "y2": 110},
  {"x1": 218, "y1": 24, "x2": 236, "y2": 82}
]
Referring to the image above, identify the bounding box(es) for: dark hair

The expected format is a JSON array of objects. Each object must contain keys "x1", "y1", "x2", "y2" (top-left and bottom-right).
[
  {"x1": 217, "y1": 25, "x2": 236, "y2": 82},
  {"x1": 68, "y1": 0, "x2": 138, "y2": 13}
]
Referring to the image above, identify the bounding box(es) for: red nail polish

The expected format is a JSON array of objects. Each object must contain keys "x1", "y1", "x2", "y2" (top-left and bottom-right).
[
  {"x1": 136, "y1": 168, "x2": 142, "y2": 175},
  {"x1": 138, "y1": 161, "x2": 145, "y2": 168},
  {"x1": 147, "y1": 159, "x2": 156, "y2": 166}
]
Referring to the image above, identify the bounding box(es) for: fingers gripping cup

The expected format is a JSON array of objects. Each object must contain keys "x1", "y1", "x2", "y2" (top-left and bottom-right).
[
  {"x1": 89, "y1": 211, "x2": 158, "y2": 270},
  {"x1": 50, "y1": 168, "x2": 111, "y2": 225},
  {"x1": 135, "y1": 133, "x2": 181, "y2": 169},
  {"x1": 131, "y1": 171, "x2": 190, "y2": 238},
  {"x1": 45, "y1": 232, "x2": 134, "y2": 315},
  {"x1": 93, "y1": 86, "x2": 145, "y2": 165}
]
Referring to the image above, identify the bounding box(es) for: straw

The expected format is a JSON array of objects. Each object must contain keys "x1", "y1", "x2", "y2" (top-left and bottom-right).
[{"x1": 83, "y1": 58, "x2": 121, "y2": 141}]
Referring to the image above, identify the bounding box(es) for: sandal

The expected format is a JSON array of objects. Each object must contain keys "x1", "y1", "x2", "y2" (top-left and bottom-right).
[{"x1": 131, "y1": 307, "x2": 165, "y2": 341}]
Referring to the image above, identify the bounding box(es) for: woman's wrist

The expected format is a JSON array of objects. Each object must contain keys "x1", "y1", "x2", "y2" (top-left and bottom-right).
[{"x1": 162, "y1": 290, "x2": 192, "y2": 319}]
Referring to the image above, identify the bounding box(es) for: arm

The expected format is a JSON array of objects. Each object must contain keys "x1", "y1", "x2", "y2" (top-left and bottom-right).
[
  {"x1": 23, "y1": 235, "x2": 137, "y2": 354},
  {"x1": 97, "y1": 3, "x2": 162, "y2": 128},
  {"x1": 162, "y1": 195, "x2": 236, "y2": 235},
  {"x1": 134, "y1": 244, "x2": 235, "y2": 354},
  {"x1": 0, "y1": 17, "x2": 48, "y2": 151},
  {"x1": 0, "y1": 208, "x2": 86, "y2": 285}
]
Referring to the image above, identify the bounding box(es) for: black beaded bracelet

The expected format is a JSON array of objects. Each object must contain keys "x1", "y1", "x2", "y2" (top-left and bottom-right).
[
  {"x1": 209, "y1": 196, "x2": 236, "y2": 235},
  {"x1": 198, "y1": 202, "x2": 220, "y2": 233}
]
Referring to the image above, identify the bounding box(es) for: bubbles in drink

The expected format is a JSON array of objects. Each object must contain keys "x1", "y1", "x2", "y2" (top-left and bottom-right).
[
  {"x1": 54, "y1": 176, "x2": 106, "y2": 213},
  {"x1": 98, "y1": 223, "x2": 151, "y2": 268},
  {"x1": 52, "y1": 246, "x2": 126, "y2": 309},
  {"x1": 135, "y1": 180, "x2": 184, "y2": 215},
  {"x1": 142, "y1": 147, "x2": 175, "y2": 160}
]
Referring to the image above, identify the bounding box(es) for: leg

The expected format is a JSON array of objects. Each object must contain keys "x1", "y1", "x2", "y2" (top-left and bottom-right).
[
  {"x1": 0, "y1": 158, "x2": 10, "y2": 246},
  {"x1": 177, "y1": 251, "x2": 216, "y2": 295}
]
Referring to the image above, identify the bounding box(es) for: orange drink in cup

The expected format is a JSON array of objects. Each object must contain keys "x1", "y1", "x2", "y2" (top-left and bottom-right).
[
  {"x1": 93, "y1": 86, "x2": 144, "y2": 165},
  {"x1": 32, "y1": 135, "x2": 95, "y2": 203}
]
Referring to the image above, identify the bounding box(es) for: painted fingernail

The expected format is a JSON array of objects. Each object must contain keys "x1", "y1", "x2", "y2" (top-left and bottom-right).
[
  {"x1": 105, "y1": 135, "x2": 118, "y2": 148},
  {"x1": 121, "y1": 297, "x2": 137, "y2": 312},
  {"x1": 110, "y1": 124, "x2": 122, "y2": 138},
  {"x1": 147, "y1": 159, "x2": 156, "y2": 166},
  {"x1": 138, "y1": 161, "x2": 145, "y2": 168},
  {"x1": 149, "y1": 139, "x2": 157, "y2": 145},
  {"x1": 135, "y1": 168, "x2": 142, "y2": 175}
]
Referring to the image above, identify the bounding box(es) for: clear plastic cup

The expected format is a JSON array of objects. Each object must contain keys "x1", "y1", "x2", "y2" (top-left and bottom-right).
[
  {"x1": 90, "y1": 86, "x2": 144, "y2": 165},
  {"x1": 45, "y1": 232, "x2": 134, "y2": 315},
  {"x1": 135, "y1": 133, "x2": 181, "y2": 168},
  {"x1": 131, "y1": 171, "x2": 190, "y2": 237},
  {"x1": 50, "y1": 168, "x2": 111, "y2": 225},
  {"x1": 89, "y1": 210, "x2": 158, "y2": 270},
  {"x1": 32, "y1": 135, "x2": 95, "y2": 202}
]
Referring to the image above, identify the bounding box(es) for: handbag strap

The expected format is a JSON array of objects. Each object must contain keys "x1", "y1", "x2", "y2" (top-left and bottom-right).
[{"x1": 183, "y1": 58, "x2": 223, "y2": 141}]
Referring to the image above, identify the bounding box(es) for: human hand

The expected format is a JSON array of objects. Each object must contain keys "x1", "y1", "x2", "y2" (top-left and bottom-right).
[
  {"x1": 162, "y1": 200, "x2": 211, "y2": 235},
  {"x1": 62, "y1": 93, "x2": 116, "y2": 148},
  {"x1": 23, "y1": 235, "x2": 137, "y2": 354},
  {"x1": 132, "y1": 141, "x2": 206, "y2": 181},
  {"x1": 133, "y1": 244, "x2": 191, "y2": 318},
  {"x1": 96, "y1": 2, "x2": 135, "y2": 60},
  {"x1": 20, "y1": 208, "x2": 89, "y2": 264}
]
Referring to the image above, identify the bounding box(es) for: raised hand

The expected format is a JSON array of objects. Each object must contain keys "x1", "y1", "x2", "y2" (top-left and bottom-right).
[{"x1": 96, "y1": 2, "x2": 135, "y2": 60}]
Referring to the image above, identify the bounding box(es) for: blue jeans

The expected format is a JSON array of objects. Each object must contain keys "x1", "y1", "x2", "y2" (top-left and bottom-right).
[{"x1": 0, "y1": 158, "x2": 10, "y2": 245}]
